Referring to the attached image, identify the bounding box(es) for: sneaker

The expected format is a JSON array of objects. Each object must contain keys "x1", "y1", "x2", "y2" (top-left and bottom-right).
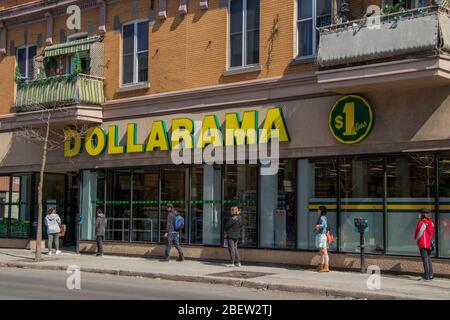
[
  {"x1": 227, "y1": 263, "x2": 236, "y2": 267},
  {"x1": 235, "y1": 262, "x2": 242, "y2": 267},
  {"x1": 48, "y1": 251, "x2": 52, "y2": 256},
  {"x1": 176, "y1": 256, "x2": 185, "y2": 262},
  {"x1": 55, "y1": 250, "x2": 61, "y2": 255}
]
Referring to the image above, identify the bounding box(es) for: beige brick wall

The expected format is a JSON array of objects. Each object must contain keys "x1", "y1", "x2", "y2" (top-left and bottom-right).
[{"x1": 0, "y1": 0, "x2": 383, "y2": 115}]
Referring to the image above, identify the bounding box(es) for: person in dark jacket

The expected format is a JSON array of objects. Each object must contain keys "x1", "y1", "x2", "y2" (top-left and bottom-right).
[
  {"x1": 414, "y1": 208, "x2": 435, "y2": 280},
  {"x1": 95, "y1": 209, "x2": 107, "y2": 257},
  {"x1": 163, "y1": 203, "x2": 184, "y2": 262},
  {"x1": 224, "y1": 206, "x2": 243, "y2": 267}
]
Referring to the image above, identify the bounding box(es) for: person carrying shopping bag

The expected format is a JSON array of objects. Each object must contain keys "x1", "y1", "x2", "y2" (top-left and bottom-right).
[{"x1": 45, "y1": 208, "x2": 61, "y2": 256}]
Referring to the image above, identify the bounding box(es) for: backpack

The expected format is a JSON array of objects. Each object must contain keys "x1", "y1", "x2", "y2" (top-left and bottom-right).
[
  {"x1": 174, "y1": 214, "x2": 185, "y2": 231},
  {"x1": 425, "y1": 222, "x2": 436, "y2": 252}
]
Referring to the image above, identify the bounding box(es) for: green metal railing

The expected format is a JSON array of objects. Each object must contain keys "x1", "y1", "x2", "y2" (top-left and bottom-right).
[{"x1": 15, "y1": 73, "x2": 104, "y2": 112}]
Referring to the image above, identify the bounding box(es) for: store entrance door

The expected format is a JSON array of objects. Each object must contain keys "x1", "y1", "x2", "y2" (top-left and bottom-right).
[{"x1": 63, "y1": 174, "x2": 79, "y2": 246}]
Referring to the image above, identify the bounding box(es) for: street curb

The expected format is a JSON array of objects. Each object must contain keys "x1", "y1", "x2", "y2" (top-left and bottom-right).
[{"x1": 0, "y1": 261, "x2": 414, "y2": 300}]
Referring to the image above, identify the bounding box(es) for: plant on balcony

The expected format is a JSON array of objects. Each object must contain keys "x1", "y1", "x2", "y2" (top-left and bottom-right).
[
  {"x1": 72, "y1": 52, "x2": 82, "y2": 74},
  {"x1": 381, "y1": 0, "x2": 406, "y2": 15},
  {"x1": 14, "y1": 66, "x2": 21, "y2": 84}
]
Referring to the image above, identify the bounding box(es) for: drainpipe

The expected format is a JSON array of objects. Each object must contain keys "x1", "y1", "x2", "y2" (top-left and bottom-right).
[
  {"x1": 45, "y1": 12, "x2": 53, "y2": 45},
  {"x1": 97, "y1": 0, "x2": 106, "y2": 35},
  {"x1": 0, "y1": 21, "x2": 6, "y2": 55}
]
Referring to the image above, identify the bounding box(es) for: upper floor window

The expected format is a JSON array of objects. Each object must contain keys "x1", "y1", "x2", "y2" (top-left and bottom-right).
[
  {"x1": 229, "y1": 0, "x2": 260, "y2": 68},
  {"x1": 17, "y1": 45, "x2": 37, "y2": 80},
  {"x1": 382, "y1": 0, "x2": 430, "y2": 10},
  {"x1": 297, "y1": 0, "x2": 331, "y2": 58},
  {"x1": 122, "y1": 20, "x2": 149, "y2": 86},
  {"x1": 66, "y1": 33, "x2": 90, "y2": 75}
]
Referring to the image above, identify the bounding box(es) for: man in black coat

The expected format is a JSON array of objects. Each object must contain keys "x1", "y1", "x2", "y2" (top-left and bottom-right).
[
  {"x1": 95, "y1": 209, "x2": 107, "y2": 257},
  {"x1": 224, "y1": 206, "x2": 243, "y2": 267}
]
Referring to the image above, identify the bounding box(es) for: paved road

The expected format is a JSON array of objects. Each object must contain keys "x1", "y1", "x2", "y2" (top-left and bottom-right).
[{"x1": 0, "y1": 267, "x2": 343, "y2": 300}]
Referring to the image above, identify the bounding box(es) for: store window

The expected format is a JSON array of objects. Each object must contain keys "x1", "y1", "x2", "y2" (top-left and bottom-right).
[
  {"x1": 160, "y1": 167, "x2": 189, "y2": 242},
  {"x1": 339, "y1": 158, "x2": 384, "y2": 254},
  {"x1": 0, "y1": 176, "x2": 11, "y2": 238},
  {"x1": 438, "y1": 153, "x2": 450, "y2": 258},
  {"x1": 132, "y1": 168, "x2": 159, "y2": 242},
  {"x1": 190, "y1": 165, "x2": 222, "y2": 245},
  {"x1": 17, "y1": 45, "x2": 37, "y2": 80},
  {"x1": 224, "y1": 164, "x2": 257, "y2": 247},
  {"x1": 297, "y1": 0, "x2": 331, "y2": 58},
  {"x1": 122, "y1": 20, "x2": 149, "y2": 85},
  {"x1": 229, "y1": 0, "x2": 260, "y2": 68},
  {"x1": 80, "y1": 170, "x2": 105, "y2": 241},
  {"x1": 106, "y1": 170, "x2": 131, "y2": 241},
  {"x1": 386, "y1": 154, "x2": 436, "y2": 256},
  {"x1": 10, "y1": 175, "x2": 32, "y2": 238},
  {"x1": 297, "y1": 159, "x2": 337, "y2": 250},
  {"x1": 259, "y1": 160, "x2": 296, "y2": 248}
]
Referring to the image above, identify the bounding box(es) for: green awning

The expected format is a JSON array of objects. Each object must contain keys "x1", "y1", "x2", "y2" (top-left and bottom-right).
[{"x1": 44, "y1": 35, "x2": 102, "y2": 57}]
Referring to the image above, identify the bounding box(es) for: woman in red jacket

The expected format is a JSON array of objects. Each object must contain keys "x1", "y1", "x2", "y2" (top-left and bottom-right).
[{"x1": 414, "y1": 208, "x2": 435, "y2": 281}]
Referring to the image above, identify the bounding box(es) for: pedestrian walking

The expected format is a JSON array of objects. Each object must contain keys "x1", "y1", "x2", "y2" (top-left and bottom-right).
[
  {"x1": 414, "y1": 208, "x2": 435, "y2": 281},
  {"x1": 224, "y1": 206, "x2": 243, "y2": 267},
  {"x1": 95, "y1": 209, "x2": 107, "y2": 257},
  {"x1": 314, "y1": 205, "x2": 330, "y2": 272},
  {"x1": 45, "y1": 208, "x2": 61, "y2": 256},
  {"x1": 163, "y1": 203, "x2": 185, "y2": 262}
]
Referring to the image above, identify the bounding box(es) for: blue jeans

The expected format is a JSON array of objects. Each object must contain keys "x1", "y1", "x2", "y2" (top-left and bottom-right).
[{"x1": 165, "y1": 232, "x2": 184, "y2": 259}]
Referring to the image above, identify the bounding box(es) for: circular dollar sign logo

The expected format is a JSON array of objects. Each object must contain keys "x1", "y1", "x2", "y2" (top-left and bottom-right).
[{"x1": 329, "y1": 95, "x2": 374, "y2": 144}]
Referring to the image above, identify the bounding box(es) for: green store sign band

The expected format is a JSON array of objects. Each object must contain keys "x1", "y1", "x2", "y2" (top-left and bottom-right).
[{"x1": 329, "y1": 95, "x2": 374, "y2": 144}]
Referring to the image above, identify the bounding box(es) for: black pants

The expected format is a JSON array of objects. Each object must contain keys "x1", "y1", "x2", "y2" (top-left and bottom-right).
[
  {"x1": 165, "y1": 233, "x2": 184, "y2": 259},
  {"x1": 97, "y1": 235, "x2": 104, "y2": 255},
  {"x1": 420, "y1": 248, "x2": 433, "y2": 279},
  {"x1": 227, "y1": 238, "x2": 240, "y2": 264}
]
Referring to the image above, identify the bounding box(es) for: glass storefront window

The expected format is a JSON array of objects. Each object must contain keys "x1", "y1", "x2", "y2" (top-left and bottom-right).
[
  {"x1": 438, "y1": 153, "x2": 450, "y2": 258},
  {"x1": 81, "y1": 170, "x2": 105, "y2": 241},
  {"x1": 106, "y1": 170, "x2": 131, "y2": 241},
  {"x1": 161, "y1": 167, "x2": 189, "y2": 242},
  {"x1": 386, "y1": 154, "x2": 436, "y2": 256},
  {"x1": 297, "y1": 159, "x2": 337, "y2": 250},
  {"x1": 259, "y1": 160, "x2": 296, "y2": 248},
  {"x1": 339, "y1": 158, "x2": 384, "y2": 254},
  {"x1": 0, "y1": 176, "x2": 11, "y2": 238},
  {"x1": 190, "y1": 165, "x2": 222, "y2": 245},
  {"x1": 10, "y1": 175, "x2": 32, "y2": 238},
  {"x1": 132, "y1": 168, "x2": 159, "y2": 242},
  {"x1": 224, "y1": 164, "x2": 257, "y2": 247}
]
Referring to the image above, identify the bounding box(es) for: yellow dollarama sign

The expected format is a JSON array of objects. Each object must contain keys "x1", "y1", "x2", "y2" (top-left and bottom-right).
[{"x1": 64, "y1": 107, "x2": 290, "y2": 158}]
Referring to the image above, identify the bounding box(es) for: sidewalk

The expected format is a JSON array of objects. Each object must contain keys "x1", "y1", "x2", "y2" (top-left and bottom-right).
[{"x1": 0, "y1": 248, "x2": 449, "y2": 300}]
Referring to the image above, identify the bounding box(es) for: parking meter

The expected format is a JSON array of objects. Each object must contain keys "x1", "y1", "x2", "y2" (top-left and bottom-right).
[{"x1": 354, "y1": 218, "x2": 369, "y2": 273}]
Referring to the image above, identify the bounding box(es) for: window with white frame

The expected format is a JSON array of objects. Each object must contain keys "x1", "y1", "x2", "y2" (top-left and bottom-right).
[
  {"x1": 297, "y1": 0, "x2": 331, "y2": 58},
  {"x1": 229, "y1": 0, "x2": 260, "y2": 68},
  {"x1": 122, "y1": 20, "x2": 149, "y2": 85},
  {"x1": 66, "y1": 33, "x2": 90, "y2": 75},
  {"x1": 16, "y1": 45, "x2": 37, "y2": 80}
]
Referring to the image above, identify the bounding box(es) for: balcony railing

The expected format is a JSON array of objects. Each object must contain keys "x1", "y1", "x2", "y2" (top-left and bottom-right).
[
  {"x1": 317, "y1": 6, "x2": 450, "y2": 68},
  {"x1": 14, "y1": 73, "x2": 104, "y2": 112}
]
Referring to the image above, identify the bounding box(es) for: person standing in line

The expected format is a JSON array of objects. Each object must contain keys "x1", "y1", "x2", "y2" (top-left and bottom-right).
[
  {"x1": 95, "y1": 209, "x2": 107, "y2": 257},
  {"x1": 45, "y1": 208, "x2": 61, "y2": 256},
  {"x1": 224, "y1": 206, "x2": 243, "y2": 267},
  {"x1": 314, "y1": 205, "x2": 330, "y2": 272},
  {"x1": 414, "y1": 208, "x2": 435, "y2": 281},
  {"x1": 163, "y1": 203, "x2": 185, "y2": 262}
]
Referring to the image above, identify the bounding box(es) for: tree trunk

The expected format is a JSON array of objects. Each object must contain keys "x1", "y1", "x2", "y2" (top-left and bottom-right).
[{"x1": 35, "y1": 112, "x2": 51, "y2": 262}]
